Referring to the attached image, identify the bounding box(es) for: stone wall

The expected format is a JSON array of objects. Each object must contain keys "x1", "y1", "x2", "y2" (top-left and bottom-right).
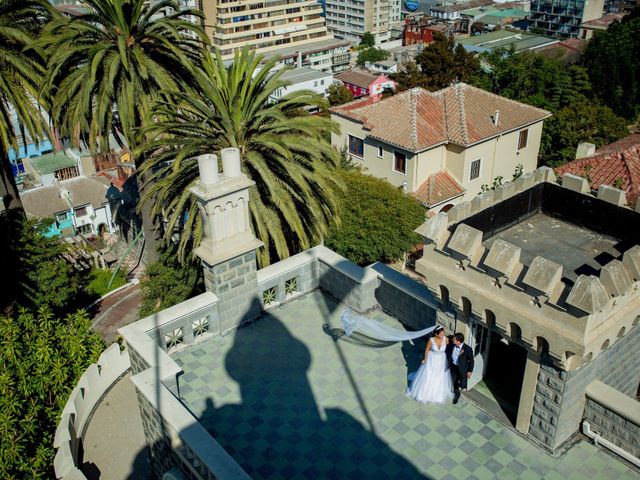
[
  {"x1": 529, "y1": 322, "x2": 640, "y2": 449},
  {"x1": 54, "y1": 344, "x2": 131, "y2": 479},
  {"x1": 371, "y1": 263, "x2": 438, "y2": 330},
  {"x1": 203, "y1": 251, "x2": 261, "y2": 335},
  {"x1": 584, "y1": 381, "x2": 640, "y2": 458}
]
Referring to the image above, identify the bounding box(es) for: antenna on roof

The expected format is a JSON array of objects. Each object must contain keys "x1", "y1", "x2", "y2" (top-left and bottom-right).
[{"x1": 493, "y1": 110, "x2": 500, "y2": 127}]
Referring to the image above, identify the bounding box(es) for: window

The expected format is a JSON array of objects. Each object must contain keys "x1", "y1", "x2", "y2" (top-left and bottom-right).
[
  {"x1": 393, "y1": 151, "x2": 406, "y2": 174},
  {"x1": 77, "y1": 223, "x2": 93, "y2": 234},
  {"x1": 75, "y1": 206, "x2": 88, "y2": 217},
  {"x1": 55, "y1": 212, "x2": 69, "y2": 222},
  {"x1": 377, "y1": 145, "x2": 383, "y2": 158},
  {"x1": 348, "y1": 135, "x2": 364, "y2": 157},
  {"x1": 518, "y1": 129, "x2": 529, "y2": 150},
  {"x1": 470, "y1": 159, "x2": 481, "y2": 180}
]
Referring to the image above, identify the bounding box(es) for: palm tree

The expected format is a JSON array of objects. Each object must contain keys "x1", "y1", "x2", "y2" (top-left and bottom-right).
[
  {"x1": 138, "y1": 49, "x2": 343, "y2": 266},
  {"x1": 0, "y1": 0, "x2": 51, "y2": 214},
  {"x1": 39, "y1": 0, "x2": 207, "y2": 259}
]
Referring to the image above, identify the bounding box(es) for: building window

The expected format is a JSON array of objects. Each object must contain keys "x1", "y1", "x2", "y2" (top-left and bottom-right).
[
  {"x1": 75, "y1": 206, "x2": 88, "y2": 217},
  {"x1": 348, "y1": 135, "x2": 364, "y2": 158},
  {"x1": 518, "y1": 129, "x2": 529, "y2": 150},
  {"x1": 470, "y1": 159, "x2": 481, "y2": 181},
  {"x1": 377, "y1": 145, "x2": 383, "y2": 158},
  {"x1": 393, "y1": 151, "x2": 406, "y2": 174},
  {"x1": 77, "y1": 223, "x2": 93, "y2": 235},
  {"x1": 55, "y1": 212, "x2": 69, "y2": 222}
]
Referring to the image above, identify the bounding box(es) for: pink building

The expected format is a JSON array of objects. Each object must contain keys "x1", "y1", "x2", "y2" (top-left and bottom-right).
[{"x1": 334, "y1": 69, "x2": 396, "y2": 100}]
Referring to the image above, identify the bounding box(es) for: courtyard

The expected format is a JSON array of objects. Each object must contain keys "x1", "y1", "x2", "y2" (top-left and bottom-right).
[{"x1": 172, "y1": 290, "x2": 640, "y2": 479}]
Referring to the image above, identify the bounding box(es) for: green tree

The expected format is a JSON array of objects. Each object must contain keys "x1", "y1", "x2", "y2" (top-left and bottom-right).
[
  {"x1": 582, "y1": 17, "x2": 640, "y2": 120},
  {"x1": 539, "y1": 101, "x2": 629, "y2": 167},
  {"x1": 0, "y1": 0, "x2": 52, "y2": 214},
  {"x1": 357, "y1": 47, "x2": 390, "y2": 66},
  {"x1": 139, "y1": 251, "x2": 203, "y2": 317},
  {"x1": 327, "y1": 83, "x2": 354, "y2": 106},
  {"x1": 416, "y1": 32, "x2": 481, "y2": 90},
  {"x1": 478, "y1": 48, "x2": 591, "y2": 111},
  {"x1": 39, "y1": 0, "x2": 208, "y2": 260},
  {"x1": 390, "y1": 61, "x2": 428, "y2": 91},
  {"x1": 325, "y1": 170, "x2": 425, "y2": 266},
  {"x1": 0, "y1": 216, "x2": 82, "y2": 313},
  {"x1": 360, "y1": 31, "x2": 375, "y2": 47},
  {"x1": 138, "y1": 49, "x2": 343, "y2": 266},
  {"x1": 0, "y1": 309, "x2": 104, "y2": 477}
]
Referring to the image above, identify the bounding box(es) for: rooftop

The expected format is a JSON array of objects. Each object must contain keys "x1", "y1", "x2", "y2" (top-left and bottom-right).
[
  {"x1": 331, "y1": 84, "x2": 551, "y2": 152},
  {"x1": 413, "y1": 171, "x2": 466, "y2": 207},
  {"x1": 458, "y1": 30, "x2": 559, "y2": 52},
  {"x1": 334, "y1": 69, "x2": 386, "y2": 89},
  {"x1": 171, "y1": 290, "x2": 634, "y2": 479},
  {"x1": 279, "y1": 66, "x2": 332, "y2": 84},
  {"x1": 555, "y1": 133, "x2": 640, "y2": 206},
  {"x1": 260, "y1": 38, "x2": 351, "y2": 61},
  {"x1": 460, "y1": 182, "x2": 638, "y2": 287},
  {"x1": 581, "y1": 12, "x2": 627, "y2": 29},
  {"x1": 431, "y1": 0, "x2": 493, "y2": 13},
  {"x1": 27, "y1": 151, "x2": 77, "y2": 175},
  {"x1": 20, "y1": 176, "x2": 108, "y2": 218}
]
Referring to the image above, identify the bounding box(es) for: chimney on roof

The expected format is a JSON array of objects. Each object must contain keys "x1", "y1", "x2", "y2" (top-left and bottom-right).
[
  {"x1": 493, "y1": 110, "x2": 500, "y2": 127},
  {"x1": 576, "y1": 142, "x2": 596, "y2": 159}
]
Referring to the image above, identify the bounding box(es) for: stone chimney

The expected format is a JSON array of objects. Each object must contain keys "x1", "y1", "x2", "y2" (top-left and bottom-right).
[
  {"x1": 575, "y1": 142, "x2": 596, "y2": 159},
  {"x1": 190, "y1": 148, "x2": 263, "y2": 334}
]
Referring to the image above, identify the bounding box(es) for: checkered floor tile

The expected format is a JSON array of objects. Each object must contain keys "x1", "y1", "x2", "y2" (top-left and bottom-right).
[{"x1": 173, "y1": 291, "x2": 639, "y2": 480}]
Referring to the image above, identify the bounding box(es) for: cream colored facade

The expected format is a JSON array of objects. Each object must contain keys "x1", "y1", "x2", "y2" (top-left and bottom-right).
[
  {"x1": 325, "y1": 0, "x2": 395, "y2": 43},
  {"x1": 202, "y1": 0, "x2": 334, "y2": 60},
  {"x1": 332, "y1": 114, "x2": 544, "y2": 209}
]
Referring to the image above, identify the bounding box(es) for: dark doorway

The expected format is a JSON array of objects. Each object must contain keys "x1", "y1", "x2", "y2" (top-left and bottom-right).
[{"x1": 483, "y1": 332, "x2": 528, "y2": 425}]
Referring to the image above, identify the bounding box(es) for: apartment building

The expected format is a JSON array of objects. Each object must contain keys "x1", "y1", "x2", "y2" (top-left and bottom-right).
[
  {"x1": 201, "y1": 0, "x2": 340, "y2": 60},
  {"x1": 324, "y1": 0, "x2": 401, "y2": 43},
  {"x1": 529, "y1": 0, "x2": 605, "y2": 37}
]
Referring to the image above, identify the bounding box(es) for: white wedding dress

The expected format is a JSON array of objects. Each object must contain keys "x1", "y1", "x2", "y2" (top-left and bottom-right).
[{"x1": 407, "y1": 338, "x2": 454, "y2": 404}]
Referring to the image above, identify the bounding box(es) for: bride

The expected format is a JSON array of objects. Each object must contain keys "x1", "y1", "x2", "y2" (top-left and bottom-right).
[{"x1": 407, "y1": 326, "x2": 454, "y2": 404}]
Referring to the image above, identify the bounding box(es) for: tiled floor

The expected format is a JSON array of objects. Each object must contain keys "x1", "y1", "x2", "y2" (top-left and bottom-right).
[{"x1": 173, "y1": 291, "x2": 640, "y2": 479}]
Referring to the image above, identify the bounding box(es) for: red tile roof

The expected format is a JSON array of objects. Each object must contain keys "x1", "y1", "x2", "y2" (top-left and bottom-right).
[
  {"x1": 334, "y1": 70, "x2": 383, "y2": 89},
  {"x1": 555, "y1": 134, "x2": 640, "y2": 205},
  {"x1": 331, "y1": 84, "x2": 551, "y2": 152},
  {"x1": 413, "y1": 171, "x2": 466, "y2": 207},
  {"x1": 581, "y1": 12, "x2": 626, "y2": 29}
]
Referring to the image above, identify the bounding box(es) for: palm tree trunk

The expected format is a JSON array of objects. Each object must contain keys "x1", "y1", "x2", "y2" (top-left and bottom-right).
[{"x1": 0, "y1": 150, "x2": 25, "y2": 216}]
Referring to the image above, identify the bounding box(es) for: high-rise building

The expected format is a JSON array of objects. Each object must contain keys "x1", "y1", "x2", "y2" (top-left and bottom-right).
[
  {"x1": 529, "y1": 0, "x2": 605, "y2": 38},
  {"x1": 324, "y1": 0, "x2": 400, "y2": 43},
  {"x1": 201, "y1": 0, "x2": 340, "y2": 61}
]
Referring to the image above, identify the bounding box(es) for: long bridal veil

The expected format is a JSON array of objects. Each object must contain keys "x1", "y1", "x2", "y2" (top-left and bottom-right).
[{"x1": 341, "y1": 310, "x2": 437, "y2": 341}]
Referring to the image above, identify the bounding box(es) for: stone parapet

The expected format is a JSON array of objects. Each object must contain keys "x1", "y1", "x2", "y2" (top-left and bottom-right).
[
  {"x1": 54, "y1": 344, "x2": 131, "y2": 480},
  {"x1": 584, "y1": 381, "x2": 640, "y2": 458},
  {"x1": 529, "y1": 323, "x2": 640, "y2": 450}
]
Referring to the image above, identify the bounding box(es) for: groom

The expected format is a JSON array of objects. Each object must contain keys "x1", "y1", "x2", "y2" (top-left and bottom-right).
[{"x1": 446, "y1": 333, "x2": 474, "y2": 404}]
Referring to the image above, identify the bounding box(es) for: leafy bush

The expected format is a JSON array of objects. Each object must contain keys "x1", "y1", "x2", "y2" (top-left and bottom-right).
[
  {"x1": 326, "y1": 170, "x2": 425, "y2": 266},
  {"x1": 0, "y1": 309, "x2": 104, "y2": 477},
  {"x1": 86, "y1": 268, "x2": 128, "y2": 298},
  {"x1": 139, "y1": 251, "x2": 203, "y2": 317}
]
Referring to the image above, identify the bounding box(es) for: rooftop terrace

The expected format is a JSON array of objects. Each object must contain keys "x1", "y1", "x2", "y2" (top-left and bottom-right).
[{"x1": 171, "y1": 290, "x2": 637, "y2": 479}]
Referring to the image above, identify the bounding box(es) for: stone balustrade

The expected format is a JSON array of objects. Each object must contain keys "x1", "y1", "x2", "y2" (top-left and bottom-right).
[{"x1": 54, "y1": 344, "x2": 131, "y2": 479}]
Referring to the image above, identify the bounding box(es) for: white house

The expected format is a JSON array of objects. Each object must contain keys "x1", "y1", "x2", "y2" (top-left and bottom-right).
[
  {"x1": 20, "y1": 176, "x2": 116, "y2": 237},
  {"x1": 269, "y1": 67, "x2": 334, "y2": 102}
]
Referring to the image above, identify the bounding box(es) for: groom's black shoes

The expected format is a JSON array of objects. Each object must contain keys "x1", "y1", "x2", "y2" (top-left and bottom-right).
[{"x1": 453, "y1": 392, "x2": 460, "y2": 404}]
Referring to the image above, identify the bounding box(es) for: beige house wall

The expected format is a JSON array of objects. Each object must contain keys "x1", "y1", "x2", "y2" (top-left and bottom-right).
[
  {"x1": 332, "y1": 114, "x2": 546, "y2": 203},
  {"x1": 332, "y1": 116, "x2": 417, "y2": 188},
  {"x1": 582, "y1": 0, "x2": 605, "y2": 22}
]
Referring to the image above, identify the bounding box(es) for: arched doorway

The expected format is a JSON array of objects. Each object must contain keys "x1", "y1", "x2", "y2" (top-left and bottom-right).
[{"x1": 439, "y1": 203, "x2": 455, "y2": 213}]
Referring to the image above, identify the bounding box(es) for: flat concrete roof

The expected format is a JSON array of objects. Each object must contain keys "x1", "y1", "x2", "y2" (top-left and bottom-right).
[
  {"x1": 280, "y1": 66, "x2": 332, "y2": 84},
  {"x1": 260, "y1": 38, "x2": 351, "y2": 61},
  {"x1": 458, "y1": 30, "x2": 558, "y2": 52},
  {"x1": 483, "y1": 213, "x2": 621, "y2": 284}
]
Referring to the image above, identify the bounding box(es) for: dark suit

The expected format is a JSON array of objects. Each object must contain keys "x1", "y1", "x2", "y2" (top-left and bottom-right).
[{"x1": 446, "y1": 343, "x2": 474, "y2": 394}]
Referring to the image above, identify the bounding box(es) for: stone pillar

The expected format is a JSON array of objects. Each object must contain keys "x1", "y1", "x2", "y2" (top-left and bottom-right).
[
  {"x1": 516, "y1": 351, "x2": 540, "y2": 434},
  {"x1": 190, "y1": 149, "x2": 264, "y2": 334}
]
